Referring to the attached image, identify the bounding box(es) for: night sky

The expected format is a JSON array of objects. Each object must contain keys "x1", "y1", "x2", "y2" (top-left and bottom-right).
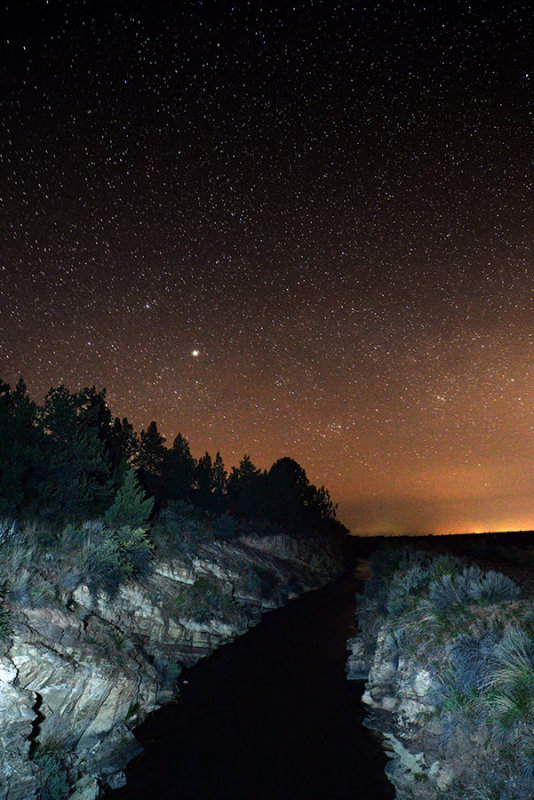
[{"x1": 1, "y1": 1, "x2": 533, "y2": 535}]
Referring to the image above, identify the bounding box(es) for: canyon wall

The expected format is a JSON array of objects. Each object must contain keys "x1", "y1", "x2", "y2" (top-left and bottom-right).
[
  {"x1": 347, "y1": 548, "x2": 534, "y2": 800},
  {"x1": 0, "y1": 531, "x2": 346, "y2": 799}
]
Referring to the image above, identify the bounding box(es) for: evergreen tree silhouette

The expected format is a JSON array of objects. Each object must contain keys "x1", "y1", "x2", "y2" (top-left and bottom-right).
[
  {"x1": 227, "y1": 454, "x2": 265, "y2": 520},
  {"x1": 161, "y1": 433, "x2": 195, "y2": 504},
  {"x1": 212, "y1": 451, "x2": 227, "y2": 512},
  {"x1": 108, "y1": 416, "x2": 139, "y2": 492},
  {"x1": 194, "y1": 451, "x2": 215, "y2": 510},
  {"x1": 109, "y1": 417, "x2": 139, "y2": 467},
  {"x1": 135, "y1": 421, "x2": 166, "y2": 499},
  {"x1": 0, "y1": 378, "x2": 38, "y2": 515},
  {"x1": 34, "y1": 385, "x2": 112, "y2": 518},
  {"x1": 267, "y1": 457, "x2": 309, "y2": 525},
  {"x1": 267, "y1": 457, "x2": 337, "y2": 530},
  {"x1": 105, "y1": 464, "x2": 154, "y2": 529}
]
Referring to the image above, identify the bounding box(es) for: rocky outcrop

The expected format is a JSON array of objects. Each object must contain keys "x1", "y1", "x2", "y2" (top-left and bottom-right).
[
  {"x1": 1, "y1": 532, "x2": 346, "y2": 799},
  {"x1": 347, "y1": 549, "x2": 534, "y2": 800},
  {"x1": 354, "y1": 629, "x2": 445, "y2": 799}
]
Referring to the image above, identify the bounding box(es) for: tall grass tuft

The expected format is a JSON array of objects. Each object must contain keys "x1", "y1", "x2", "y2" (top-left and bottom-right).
[
  {"x1": 484, "y1": 627, "x2": 534, "y2": 730},
  {"x1": 0, "y1": 584, "x2": 10, "y2": 642},
  {"x1": 429, "y1": 570, "x2": 472, "y2": 611},
  {"x1": 448, "y1": 632, "x2": 501, "y2": 695},
  {"x1": 428, "y1": 566, "x2": 517, "y2": 611},
  {"x1": 386, "y1": 563, "x2": 430, "y2": 616},
  {"x1": 469, "y1": 571, "x2": 521, "y2": 604}
]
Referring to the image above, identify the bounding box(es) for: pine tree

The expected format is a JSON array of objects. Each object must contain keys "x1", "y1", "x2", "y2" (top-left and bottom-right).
[
  {"x1": 0, "y1": 378, "x2": 37, "y2": 515},
  {"x1": 161, "y1": 433, "x2": 195, "y2": 503},
  {"x1": 135, "y1": 420, "x2": 166, "y2": 499},
  {"x1": 33, "y1": 385, "x2": 112, "y2": 518},
  {"x1": 135, "y1": 421, "x2": 166, "y2": 474},
  {"x1": 267, "y1": 457, "x2": 337, "y2": 530},
  {"x1": 85, "y1": 466, "x2": 154, "y2": 596},
  {"x1": 212, "y1": 451, "x2": 227, "y2": 512},
  {"x1": 267, "y1": 457, "x2": 309, "y2": 524},
  {"x1": 227, "y1": 454, "x2": 265, "y2": 519},
  {"x1": 195, "y1": 451, "x2": 214, "y2": 510},
  {"x1": 77, "y1": 386, "x2": 113, "y2": 447},
  {"x1": 109, "y1": 417, "x2": 139, "y2": 470},
  {"x1": 105, "y1": 464, "x2": 154, "y2": 529}
]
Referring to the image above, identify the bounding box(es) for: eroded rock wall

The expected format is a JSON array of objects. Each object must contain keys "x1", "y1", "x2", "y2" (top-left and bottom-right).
[
  {"x1": 1, "y1": 533, "x2": 346, "y2": 799},
  {"x1": 347, "y1": 550, "x2": 534, "y2": 800}
]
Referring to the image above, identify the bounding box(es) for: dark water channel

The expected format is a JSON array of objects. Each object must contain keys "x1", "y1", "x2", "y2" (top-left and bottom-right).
[{"x1": 109, "y1": 571, "x2": 394, "y2": 799}]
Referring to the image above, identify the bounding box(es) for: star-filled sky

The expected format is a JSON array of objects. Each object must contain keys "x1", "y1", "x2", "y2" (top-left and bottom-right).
[{"x1": 1, "y1": 1, "x2": 533, "y2": 535}]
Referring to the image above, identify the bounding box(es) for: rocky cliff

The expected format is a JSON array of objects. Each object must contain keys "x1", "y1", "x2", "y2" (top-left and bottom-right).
[
  {"x1": 0, "y1": 530, "x2": 346, "y2": 800},
  {"x1": 347, "y1": 548, "x2": 534, "y2": 800}
]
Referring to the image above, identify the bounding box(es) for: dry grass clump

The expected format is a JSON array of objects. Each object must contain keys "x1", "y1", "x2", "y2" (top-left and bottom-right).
[{"x1": 358, "y1": 545, "x2": 534, "y2": 799}]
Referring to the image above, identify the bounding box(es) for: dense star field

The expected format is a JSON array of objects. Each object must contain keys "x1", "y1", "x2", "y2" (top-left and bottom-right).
[{"x1": 1, "y1": 1, "x2": 533, "y2": 534}]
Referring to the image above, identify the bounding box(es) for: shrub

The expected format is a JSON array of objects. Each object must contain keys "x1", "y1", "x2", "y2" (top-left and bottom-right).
[
  {"x1": 59, "y1": 523, "x2": 85, "y2": 550},
  {"x1": 368, "y1": 544, "x2": 407, "y2": 581},
  {"x1": 464, "y1": 768, "x2": 534, "y2": 800},
  {"x1": 84, "y1": 525, "x2": 153, "y2": 598},
  {"x1": 28, "y1": 576, "x2": 57, "y2": 608},
  {"x1": 175, "y1": 576, "x2": 243, "y2": 624},
  {"x1": 429, "y1": 566, "x2": 484, "y2": 610},
  {"x1": 84, "y1": 537, "x2": 125, "y2": 597},
  {"x1": 492, "y1": 627, "x2": 533, "y2": 670},
  {"x1": 164, "y1": 500, "x2": 196, "y2": 522},
  {"x1": 355, "y1": 593, "x2": 388, "y2": 658},
  {"x1": 35, "y1": 745, "x2": 70, "y2": 800},
  {"x1": 519, "y1": 746, "x2": 534, "y2": 786},
  {"x1": 466, "y1": 778, "x2": 505, "y2": 800},
  {"x1": 445, "y1": 632, "x2": 501, "y2": 696},
  {"x1": 484, "y1": 627, "x2": 534, "y2": 729},
  {"x1": 0, "y1": 585, "x2": 10, "y2": 642},
  {"x1": 469, "y1": 571, "x2": 521, "y2": 604},
  {"x1": 429, "y1": 563, "x2": 520, "y2": 613},
  {"x1": 386, "y1": 563, "x2": 430, "y2": 616},
  {"x1": 245, "y1": 565, "x2": 278, "y2": 599},
  {"x1": 175, "y1": 576, "x2": 222, "y2": 623},
  {"x1": 429, "y1": 572, "x2": 470, "y2": 611},
  {"x1": 152, "y1": 522, "x2": 199, "y2": 564},
  {"x1": 151, "y1": 503, "x2": 211, "y2": 563},
  {"x1": 428, "y1": 554, "x2": 463, "y2": 582},
  {"x1": 358, "y1": 547, "x2": 534, "y2": 797},
  {"x1": 118, "y1": 526, "x2": 153, "y2": 577}
]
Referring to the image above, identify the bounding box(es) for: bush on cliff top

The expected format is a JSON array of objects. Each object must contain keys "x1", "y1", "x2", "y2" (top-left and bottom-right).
[
  {"x1": 359, "y1": 546, "x2": 534, "y2": 800},
  {"x1": 484, "y1": 627, "x2": 534, "y2": 729},
  {"x1": 429, "y1": 567, "x2": 520, "y2": 611},
  {"x1": 83, "y1": 526, "x2": 153, "y2": 598}
]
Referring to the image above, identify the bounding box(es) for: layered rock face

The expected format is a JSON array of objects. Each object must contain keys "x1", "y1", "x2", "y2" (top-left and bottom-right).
[
  {"x1": 347, "y1": 627, "x2": 447, "y2": 799},
  {"x1": 1, "y1": 533, "x2": 345, "y2": 799},
  {"x1": 347, "y1": 550, "x2": 534, "y2": 800}
]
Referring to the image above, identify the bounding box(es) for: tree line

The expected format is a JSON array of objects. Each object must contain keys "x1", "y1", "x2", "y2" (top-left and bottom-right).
[{"x1": 0, "y1": 378, "x2": 345, "y2": 536}]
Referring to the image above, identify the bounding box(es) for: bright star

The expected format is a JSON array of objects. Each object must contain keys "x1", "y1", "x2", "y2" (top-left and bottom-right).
[{"x1": 191, "y1": 349, "x2": 200, "y2": 357}]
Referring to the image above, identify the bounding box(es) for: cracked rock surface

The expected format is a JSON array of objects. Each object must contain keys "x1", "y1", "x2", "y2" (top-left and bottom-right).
[{"x1": 0, "y1": 532, "x2": 346, "y2": 799}]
